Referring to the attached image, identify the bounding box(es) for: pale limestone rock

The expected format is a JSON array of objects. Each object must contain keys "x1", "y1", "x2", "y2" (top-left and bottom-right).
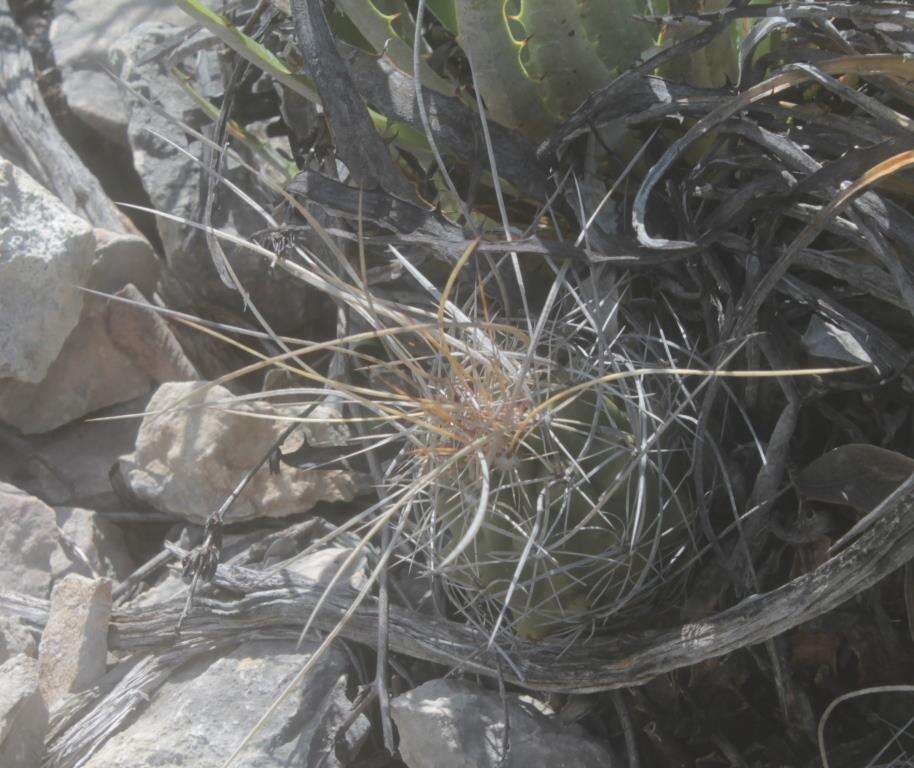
[
  {"x1": 116, "y1": 381, "x2": 367, "y2": 523},
  {"x1": 38, "y1": 574, "x2": 112, "y2": 707},
  {"x1": 0, "y1": 482, "x2": 58, "y2": 597}
]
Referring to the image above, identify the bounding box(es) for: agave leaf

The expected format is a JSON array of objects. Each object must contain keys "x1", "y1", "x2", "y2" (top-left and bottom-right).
[
  {"x1": 427, "y1": 0, "x2": 459, "y2": 35},
  {"x1": 665, "y1": 0, "x2": 738, "y2": 87},
  {"x1": 516, "y1": 0, "x2": 612, "y2": 117},
  {"x1": 174, "y1": 0, "x2": 319, "y2": 99},
  {"x1": 335, "y1": 0, "x2": 455, "y2": 93},
  {"x1": 455, "y1": 0, "x2": 551, "y2": 139},
  {"x1": 578, "y1": 0, "x2": 656, "y2": 72}
]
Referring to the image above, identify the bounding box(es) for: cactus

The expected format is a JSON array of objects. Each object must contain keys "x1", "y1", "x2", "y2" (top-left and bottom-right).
[{"x1": 396, "y1": 274, "x2": 695, "y2": 641}]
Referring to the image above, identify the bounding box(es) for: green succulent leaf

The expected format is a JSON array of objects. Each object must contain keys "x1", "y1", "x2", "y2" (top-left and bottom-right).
[
  {"x1": 426, "y1": 0, "x2": 459, "y2": 35},
  {"x1": 454, "y1": 0, "x2": 552, "y2": 139},
  {"x1": 334, "y1": 0, "x2": 455, "y2": 94},
  {"x1": 515, "y1": 0, "x2": 612, "y2": 118},
  {"x1": 577, "y1": 0, "x2": 656, "y2": 72}
]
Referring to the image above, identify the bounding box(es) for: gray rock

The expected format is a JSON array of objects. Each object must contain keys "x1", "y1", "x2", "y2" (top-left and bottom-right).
[
  {"x1": 0, "y1": 654, "x2": 49, "y2": 768},
  {"x1": 88, "y1": 229, "x2": 160, "y2": 296},
  {"x1": 802, "y1": 315, "x2": 874, "y2": 366},
  {"x1": 111, "y1": 22, "x2": 211, "y2": 261},
  {"x1": 0, "y1": 481, "x2": 133, "y2": 598},
  {"x1": 116, "y1": 381, "x2": 367, "y2": 523},
  {"x1": 0, "y1": 282, "x2": 197, "y2": 434},
  {"x1": 0, "y1": 166, "x2": 173, "y2": 434},
  {"x1": 52, "y1": 507, "x2": 135, "y2": 582},
  {"x1": 106, "y1": 283, "x2": 200, "y2": 383},
  {"x1": 391, "y1": 679, "x2": 616, "y2": 768},
  {"x1": 282, "y1": 546, "x2": 368, "y2": 592},
  {"x1": 0, "y1": 617, "x2": 38, "y2": 664},
  {"x1": 38, "y1": 574, "x2": 112, "y2": 707},
  {"x1": 0, "y1": 291, "x2": 154, "y2": 433},
  {"x1": 0, "y1": 394, "x2": 150, "y2": 511},
  {"x1": 82, "y1": 640, "x2": 369, "y2": 767},
  {"x1": 50, "y1": 0, "x2": 195, "y2": 142},
  {"x1": 0, "y1": 159, "x2": 95, "y2": 383},
  {"x1": 0, "y1": 481, "x2": 59, "y2": 597},
  {"x1": 0, "y1": 8, "x2": 127, "y2": 231},
  {"x1": 111, "y1": 22, "x2": 323, "y2": 336}
]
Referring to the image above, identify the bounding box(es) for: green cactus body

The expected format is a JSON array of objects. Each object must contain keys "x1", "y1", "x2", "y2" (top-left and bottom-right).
[{"x1": 436, "y1": 382, "x2": 687, "y2": 640}]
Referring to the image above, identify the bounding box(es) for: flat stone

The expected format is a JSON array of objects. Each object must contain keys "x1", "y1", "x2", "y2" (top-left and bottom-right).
[
  {"x1": 38, "y1": 574, "x2": 112, "y2": 707},
  {"x1": 115, "y1": 381, "x2": 367, "y2": 523},
  {"x1": 0, "y1": 159, "x2": 95, "y2": 383},
  {"x1": 82, "y1": 640, "x2": 369, "y2": 767},
  {"x1": 0, "y1": 654, "x2": 49, "y2": 767},
  {"x1": 391, "y1": 679, "x2": 616, "y2": 768}
]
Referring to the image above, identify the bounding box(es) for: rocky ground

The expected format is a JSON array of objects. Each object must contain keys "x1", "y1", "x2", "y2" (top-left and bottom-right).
[
  {"x1": 5, "y1": 1, "x2": 914, "y2": 767},
  {"x1": 0, "y1": 1, "x2": 620, "y2": 765}
]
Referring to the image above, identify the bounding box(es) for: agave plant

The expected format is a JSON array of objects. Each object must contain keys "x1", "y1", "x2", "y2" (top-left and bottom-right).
[{"x1": 332, "y1": 0, "x2": 740, "y2": 137}]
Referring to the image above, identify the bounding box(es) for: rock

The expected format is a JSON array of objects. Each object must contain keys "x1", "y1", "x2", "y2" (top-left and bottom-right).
[
  {"x1": 112, "y1": 23, "x2": 325, "y2": 336},
  {"x1": 0, "y1": 159, "x2": 95, "y2": 383},
  {"x1": 0, "y1": 395, "x2": 150, "y2": 511},
  {"x1": 38, "y1": 574, "x2": 112, "y2": 707},
  {"x1": 115, "y1": 381, "x2": 367, "y2": 523},
  {"x1": 0, "y1": 481, "x2": 133, "y2": 598},
  {"x1": 52, "y1": 507, "x2": 135, "y2": 582},
  {"x1": 106, "y1": 283, "x2": 199, "y2": 383},
  {"x1": 50, "y1": 0, "x2": 194, "y2": 143},
  {"x1": 0, "y1": 617, "x2": 38, "y2": 664},
  {"x1": 0, "y1": 159, "x2": 179, "y2": 434},
  {"x1": 0, "y1": 283, "x2": 197, "y2": 434},
  {"x1": 0, "y1": 481, "x2": 58, "y2": 598},
  {"x1": 89, "y1": 229, "x2": 160, "y2": 296},
  {"x1": 82, "y1": 639, "x2": 369, "y2": 767},
  {"x1": 0, "y1": 654, "x2": 49, "y2": 768},
  {"x1": 0, "y1": 291, "x2": 154, "y2": 433},
  {"x1": 110, "y1": 23, "x2": 211, "y2": 259},
  {"x1": 0, "y1": 9, "x2": 127, "y2": 231},
  {"x1": 391, "y1": 679, "x2": 616, "y2": 768},
  {"x1": 282, "y1": 546, "x2": 368, "y2": 592}
]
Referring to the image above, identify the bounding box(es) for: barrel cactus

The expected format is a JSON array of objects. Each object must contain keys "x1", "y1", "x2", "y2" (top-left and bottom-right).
[{"x1": 393, "y1": 271, "x2": 696, "y2": 642}]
